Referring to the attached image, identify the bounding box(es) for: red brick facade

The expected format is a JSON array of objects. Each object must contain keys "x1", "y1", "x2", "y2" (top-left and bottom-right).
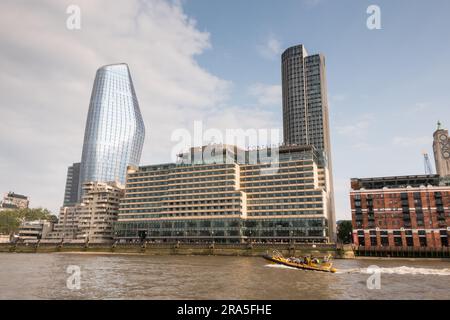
[{"x1": 350, "y1": 177, "x2": 450, "y2": 249}]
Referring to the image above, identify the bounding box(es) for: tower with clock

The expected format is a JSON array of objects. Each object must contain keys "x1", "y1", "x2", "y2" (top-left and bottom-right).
[{"x1": 433, "y1": 121, "x2": 450, "y2": 177}]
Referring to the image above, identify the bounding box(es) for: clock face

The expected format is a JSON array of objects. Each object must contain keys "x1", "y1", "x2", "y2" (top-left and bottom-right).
[
  {"x1": 439, "y1": 135, "x2": 449, "y2": 151},
  {"x1": 443, "y1": 150, "x2": 450, "y2": 159}
]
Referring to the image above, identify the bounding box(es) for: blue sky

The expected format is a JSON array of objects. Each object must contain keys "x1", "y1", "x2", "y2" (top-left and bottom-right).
[
  {"x1": 181, "y1": 0, "x2": 450, "y2": 219},
  {"x1": 1, "y1": 0, "x2": 449, "y2": 220}
]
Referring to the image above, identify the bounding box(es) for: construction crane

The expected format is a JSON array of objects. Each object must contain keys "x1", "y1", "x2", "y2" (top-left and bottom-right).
[{"x1": 422, "y1": 151, "x2": 433, "y2": 175}]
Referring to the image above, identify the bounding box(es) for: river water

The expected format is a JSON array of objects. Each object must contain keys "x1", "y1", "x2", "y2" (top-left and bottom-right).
[{"x1": 0, "y1": 253, "x2": 449, "y2": 299}]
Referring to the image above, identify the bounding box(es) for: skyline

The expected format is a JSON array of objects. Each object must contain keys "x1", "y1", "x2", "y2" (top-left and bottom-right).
[{"x1": 1, "y1": 0, "x2": 450, "y2": 220}]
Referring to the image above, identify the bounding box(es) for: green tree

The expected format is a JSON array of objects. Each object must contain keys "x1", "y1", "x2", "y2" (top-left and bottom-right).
[
  {"x1": 0, "y1": 211, "x2": 21, "y2": 234},
  {"x1": 0, "y1": 208, "x2": 54, "y2": 235},
  {"x1": 337, "y1": 220, "x2": 353, "y2": 244}
]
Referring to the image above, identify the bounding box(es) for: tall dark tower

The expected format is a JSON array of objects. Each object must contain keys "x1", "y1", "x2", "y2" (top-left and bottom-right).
[
  {"x1": 281, "y1": 44, "x2": 336, "y2": 240},
  {"x1": 281, "y1": 44, "x2": 331, "y2": 154},
  {"x1": 63, "y1": 162, "x2": 80, "y2": 207}
]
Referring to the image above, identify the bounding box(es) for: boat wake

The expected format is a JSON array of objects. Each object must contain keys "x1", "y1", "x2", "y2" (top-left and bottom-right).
[
  {"x1": 265, "y1": 263, "x2": 450, "y2": 276},
  {"x1": 337, "y1": 266, "x2": 450, "y2": 276},
  {"x1": 265, "y1": 264, "x2": 298, "y2": 270}
]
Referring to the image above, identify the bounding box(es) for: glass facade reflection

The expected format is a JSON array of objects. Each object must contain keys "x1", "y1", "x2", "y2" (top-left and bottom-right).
[{"x1": 78, "y1": 63, "x2": 145, "y2": 200}]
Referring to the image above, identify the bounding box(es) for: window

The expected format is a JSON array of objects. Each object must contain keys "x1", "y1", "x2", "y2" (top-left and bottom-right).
[
  {"x1": 358, "y1": 236, "x2": 365, "y2": 246},
  {"x1": 370, "y1": 236, "x2": 378, "y2": 246},
  {"x1": 406, "y1": 236, "x2": 414, "y2": 247},
  {"x1": 441, "y1": 235, "x2": 448, "y2": 247},
  {"x1": 419, "y1": 236, "x2": 427, "y2": 247}
]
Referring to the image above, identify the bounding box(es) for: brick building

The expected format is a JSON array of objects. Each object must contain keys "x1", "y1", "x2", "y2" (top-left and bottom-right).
[{"x1": 350, "y1": 175, "x2": 450, "y2": 250}]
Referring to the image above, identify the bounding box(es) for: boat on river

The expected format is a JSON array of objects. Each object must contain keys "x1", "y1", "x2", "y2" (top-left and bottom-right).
[{"x1": 263, "y1": 250, "x2": 337, "y2": 273}]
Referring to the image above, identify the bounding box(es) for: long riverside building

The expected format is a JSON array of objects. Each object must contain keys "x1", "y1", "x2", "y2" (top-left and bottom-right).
[{"x1": 115, "y1": 145, "x2": 332, "y2": 243}]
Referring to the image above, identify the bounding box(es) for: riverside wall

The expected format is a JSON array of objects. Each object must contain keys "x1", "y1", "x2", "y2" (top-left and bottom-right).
[{"x1": 0, "y1": 242, "x2": 351, "y2": 258}]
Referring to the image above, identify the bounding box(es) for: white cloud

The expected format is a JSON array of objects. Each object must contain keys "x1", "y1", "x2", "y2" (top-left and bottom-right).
[
  {"x1": 335, "y1": 114, "x2": 374, "y2": 136},
  {"x1": 248, "y1": 83, "x2": 282, "y2": 107},
  {"x1": 329, "y1": 94, "x2": 346, "y2": 104},
  {"x1": 335, "y1": 121, "x2": 369, "y2": 136},
  {"x1": 258, "y1": 34, "x2": 282, "y2": 60},
  {"x1": 0, "y1": 0, "x2": 276, "y2": 214},
  {"x1": 410, "y1": 102, "x2": 431, "y2": 113},
  {"x1": 351, "y1": 142, "x2": 373, "y2": 150},
  {"x1": 334, "y1": 113, "x2": 375, "y2": 153},
  {"x1": 302, "y1": 0, "x2": 322, "y2": 6},
  {"x1": 205, "y1": 106, "x2": 282, "y2": 148},
  {"x1": 392, "y1": 136, "x2": 431, "y2": 147}
]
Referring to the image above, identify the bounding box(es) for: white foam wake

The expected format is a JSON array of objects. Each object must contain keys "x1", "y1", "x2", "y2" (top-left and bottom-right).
[
  {"x1": 265, "y1": 264, "x2": 298, "y2": 270},
  {"x1": 338, "y1": 266, "x2": 450, "y2": 276}
]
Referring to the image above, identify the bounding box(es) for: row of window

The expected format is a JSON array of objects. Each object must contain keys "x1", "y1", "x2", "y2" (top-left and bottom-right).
[{"x1": 115, "y1": 217, "x2": 326, "y2": 231}]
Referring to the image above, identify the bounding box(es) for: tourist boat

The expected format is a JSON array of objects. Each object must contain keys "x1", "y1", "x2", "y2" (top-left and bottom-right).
[{"x1": 263, "y1": 250, "x2": 337, "y2": 273}]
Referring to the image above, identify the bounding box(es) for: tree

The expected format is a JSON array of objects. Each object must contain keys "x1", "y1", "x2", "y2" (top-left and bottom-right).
[
  {"x1": 0, "y1": 211, "x2": 21, "y2": 235},
  {"x1": 0, "y1": 208, "x2": 54, "y2": 235},
  {"x1": 337, "y1": 220, "x2": 353, "y2": 244}
]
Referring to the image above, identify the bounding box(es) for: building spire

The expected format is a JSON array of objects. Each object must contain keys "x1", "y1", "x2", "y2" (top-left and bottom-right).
[{"x1": 437, "y1": 120, "x2": 442, "y2": 130}]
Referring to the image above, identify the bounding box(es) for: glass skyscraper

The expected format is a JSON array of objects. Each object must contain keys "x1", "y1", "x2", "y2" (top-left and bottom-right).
[{"x1": 78, "y1": 63, "x2": 145, "y2": 200}]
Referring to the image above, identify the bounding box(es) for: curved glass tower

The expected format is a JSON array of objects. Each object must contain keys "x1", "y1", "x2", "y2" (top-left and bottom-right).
[{"x1": 78, "y1": 63, "x2": 145, "y2": 200}]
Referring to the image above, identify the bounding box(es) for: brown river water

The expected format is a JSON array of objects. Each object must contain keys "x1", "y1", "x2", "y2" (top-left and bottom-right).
[{"x1": 0, "y1": 253, "x2": 449, "y2": 299}]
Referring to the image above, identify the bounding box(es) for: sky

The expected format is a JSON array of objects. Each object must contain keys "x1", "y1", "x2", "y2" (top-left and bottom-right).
[{"x1": 1, "y1": 0, "x2": 450, "y2": 220}]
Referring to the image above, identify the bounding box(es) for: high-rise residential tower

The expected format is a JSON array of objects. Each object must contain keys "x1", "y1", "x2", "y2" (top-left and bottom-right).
[
  {"x1": 281, "y1": 44, "x2": 331, "y2": 154},
  {"x1": 281, "y1": 44, "x2": 335, "y2": 239},
  {"x1": 63, "y1": 162, "x2": 80, "y2": 207},
  {"x1": 78, "y1": 63, "x2": 145, "y2": 200}
]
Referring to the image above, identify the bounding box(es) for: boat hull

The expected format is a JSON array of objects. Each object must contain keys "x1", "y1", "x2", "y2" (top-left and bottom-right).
[{"x1": 263, "y1": 254, "x2": 337, "y2": 273}]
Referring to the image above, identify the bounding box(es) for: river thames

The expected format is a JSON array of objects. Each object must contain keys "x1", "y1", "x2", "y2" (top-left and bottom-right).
[{"x1": 0, "y1": 253, "x2": 449, "y2": 299}]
